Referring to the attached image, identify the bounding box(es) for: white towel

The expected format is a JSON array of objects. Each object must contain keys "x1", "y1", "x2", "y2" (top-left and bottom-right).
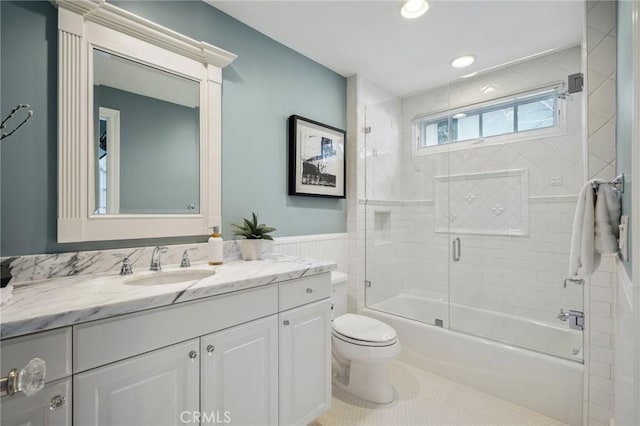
[
  {"x1": 569, "y1": 181, "x2": 600, "y2": 276},
  {"x1": 594, "y1": 183, "x2": 621, "y2": 254}
]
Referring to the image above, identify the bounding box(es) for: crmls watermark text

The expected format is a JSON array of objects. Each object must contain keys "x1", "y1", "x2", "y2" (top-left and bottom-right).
[{"x1": 180, "y1": 411, "x2": 231, "y2": 424}]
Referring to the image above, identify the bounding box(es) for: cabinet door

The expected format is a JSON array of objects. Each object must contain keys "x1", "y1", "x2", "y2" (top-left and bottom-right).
[
  {"x1": 201, "y1": 315, "x2": 278, "y2": 426},
  {"x1": 279, "y1": 299, "x2": 331, "y2": 426},
  {"x1": 1, "y1": 378, "x2": 71, "y2": 426},
  {"x1": 74, "y1": 339, "x2": 199, "y2": 426}
]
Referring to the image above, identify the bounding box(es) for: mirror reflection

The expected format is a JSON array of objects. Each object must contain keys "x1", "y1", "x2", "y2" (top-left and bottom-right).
[{"x1": 93, "y1": 49, "x2": 200, "y2": 215}]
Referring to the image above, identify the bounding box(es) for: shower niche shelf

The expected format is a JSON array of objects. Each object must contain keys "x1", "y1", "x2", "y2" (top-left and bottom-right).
[{"x1": 373, "y1": 210, "x2": 392, "y2": 246}]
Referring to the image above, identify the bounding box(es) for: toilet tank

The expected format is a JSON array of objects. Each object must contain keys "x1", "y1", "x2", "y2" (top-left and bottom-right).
[{"x1": 331, "y1": 271, "x2": 348, "y2": 319}]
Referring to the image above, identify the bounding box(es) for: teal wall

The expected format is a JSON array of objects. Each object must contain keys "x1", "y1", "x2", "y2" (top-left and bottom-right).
[
  {"x1": 0, "y1": 1, "x2": 346, "y2": 256},
  {"x1": 617, "y1": 0, "x2": 632, "y2": 278}
]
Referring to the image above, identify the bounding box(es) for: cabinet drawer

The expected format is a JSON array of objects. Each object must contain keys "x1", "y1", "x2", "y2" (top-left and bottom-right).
[
  {"x1": 74, "y1": 284, "x2": 278, "y2": 373},
  {"x1": 1, "y1": 377, "x2": 71, "y2": 426},
  {"x1": 279, "y1": 273, "x2": 330, "y2": 311},
  {"x1": 1, "y1": 328, "x2": 72, "y2": 383}
]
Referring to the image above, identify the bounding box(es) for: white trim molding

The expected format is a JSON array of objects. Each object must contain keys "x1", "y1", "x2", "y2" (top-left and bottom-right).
[
  {"x1": 54, "y1": 1, "x2": 236, "y2": 69},
  {"x1": 97, "y1": 107, "x2": 120, "y2": 215},
  {"x1": 54, "y1": 0, "x2": 236, "y2": 242}
]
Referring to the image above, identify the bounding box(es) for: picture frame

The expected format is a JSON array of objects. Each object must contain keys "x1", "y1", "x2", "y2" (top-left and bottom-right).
[{"x1": 288, "y1": 115, "x2": 346, "y2": 198}]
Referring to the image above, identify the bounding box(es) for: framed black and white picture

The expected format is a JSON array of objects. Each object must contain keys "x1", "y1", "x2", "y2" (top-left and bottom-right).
[{"x1": 288, "y1": 115, "x2": 346, "y2": 198}]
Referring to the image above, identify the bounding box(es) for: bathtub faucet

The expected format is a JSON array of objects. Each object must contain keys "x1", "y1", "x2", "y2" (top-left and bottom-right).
[{"x1": 557, "y1": 309, "x2": 570, "y2": 321}]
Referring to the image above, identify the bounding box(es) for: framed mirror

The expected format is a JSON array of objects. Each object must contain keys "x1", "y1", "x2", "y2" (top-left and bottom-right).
[
  {"x1": 93, "y1": 49, "x2": 201, "y2": 216},
  {"x1": 55, "y1": 0, "x2": 236, "y2": 242}
]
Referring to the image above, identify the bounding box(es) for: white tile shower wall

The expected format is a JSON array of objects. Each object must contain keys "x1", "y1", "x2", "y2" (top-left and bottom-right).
[
  {"x1": 585, "y1": 2, "x2": 617, "y2": 425},
  {"x1": 364, "y1": 201, "x2": 448, "y2": 306},
  {"x1": 363, "y1": 199, "x2": 581, "y2": 326},
  {"x1": 271, "y1": 233, "x2": 347, "y2": 273}
]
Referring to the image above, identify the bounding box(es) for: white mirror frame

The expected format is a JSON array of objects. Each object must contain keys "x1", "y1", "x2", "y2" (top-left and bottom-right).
[{"x1": 55, "y1": 0, "x2": 236, "y2": 242}]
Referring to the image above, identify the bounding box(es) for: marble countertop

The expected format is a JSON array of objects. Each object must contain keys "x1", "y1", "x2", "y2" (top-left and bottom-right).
[{"x1": 0, "y1": 254, "x2": 336, "y2": 339}]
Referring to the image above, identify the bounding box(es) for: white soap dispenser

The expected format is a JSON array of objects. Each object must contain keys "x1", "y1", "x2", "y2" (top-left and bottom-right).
[{"x1": 208, "y1": 226, "x2": 223, "y2": 265}]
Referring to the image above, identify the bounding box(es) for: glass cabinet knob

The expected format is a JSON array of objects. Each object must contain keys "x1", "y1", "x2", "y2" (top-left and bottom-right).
[{"x1": 0, "y1": 357, "x2": 46, "y2": 397}]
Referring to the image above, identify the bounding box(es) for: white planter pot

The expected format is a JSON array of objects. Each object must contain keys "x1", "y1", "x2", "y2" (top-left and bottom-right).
[{"x1": 240, "y1": 239, "x2": 264, "y2": 260}]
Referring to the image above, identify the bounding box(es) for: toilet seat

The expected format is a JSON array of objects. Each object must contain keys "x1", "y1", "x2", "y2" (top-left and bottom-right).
[
  {"x1": 332, "y1": 314, "x2": 397, "y2": 347},
  {"x1": 332, "y1": 330, "x2": 398, "y2": 347}
]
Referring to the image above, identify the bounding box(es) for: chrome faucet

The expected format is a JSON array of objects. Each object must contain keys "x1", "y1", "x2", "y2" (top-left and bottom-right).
[
  {"x1": 150, "y1": 246, "x2": 169, "y2": 271},
  {"x1": 113, "y1": 253, "x2": 133, "y2": 275}
]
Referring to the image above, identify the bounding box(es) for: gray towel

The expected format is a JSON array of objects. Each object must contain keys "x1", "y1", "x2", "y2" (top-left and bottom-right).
[{"x1": 594, "y1": 183, "x2": 621, "y2": 254}]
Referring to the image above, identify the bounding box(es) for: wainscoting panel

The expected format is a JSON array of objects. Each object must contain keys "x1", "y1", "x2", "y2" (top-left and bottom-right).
[{"x1": 272, "y1": 233, "x2": 348, "y2": 273}]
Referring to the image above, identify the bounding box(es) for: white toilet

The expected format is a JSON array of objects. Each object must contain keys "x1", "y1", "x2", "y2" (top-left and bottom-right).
[{"x1": 330, "y1": 272, "x2": 401, "y2": 404}]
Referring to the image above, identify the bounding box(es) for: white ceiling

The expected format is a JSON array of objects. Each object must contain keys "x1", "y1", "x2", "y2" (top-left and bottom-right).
[{"x1": 207, "y1": 1, "x2": 583, "y2": 97}]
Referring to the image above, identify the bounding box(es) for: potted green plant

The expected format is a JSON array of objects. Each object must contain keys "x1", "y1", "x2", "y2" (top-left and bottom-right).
[{"x1": 231, "y1": 212, "x2": 276, "y2": 260}]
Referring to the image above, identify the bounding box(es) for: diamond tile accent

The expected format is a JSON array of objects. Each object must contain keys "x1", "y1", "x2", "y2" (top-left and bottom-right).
[{"x1": 435, "y1": 169, "x2": 528, "y2": 235}]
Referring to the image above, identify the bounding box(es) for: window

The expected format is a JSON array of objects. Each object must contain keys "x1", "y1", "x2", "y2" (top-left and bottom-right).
[{"x1": 416, "y1": 87, "x2": 559, "y2": 151}]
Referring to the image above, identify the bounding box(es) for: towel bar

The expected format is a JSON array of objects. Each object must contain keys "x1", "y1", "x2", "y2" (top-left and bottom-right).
[{"x1": 592, "y1": 173, "x2": 624, "y2": 194}]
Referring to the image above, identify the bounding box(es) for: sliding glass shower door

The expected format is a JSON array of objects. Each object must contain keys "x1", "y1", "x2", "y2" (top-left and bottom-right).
[
  {"x1": 445, "y1": 53, "x2": 585, "y2": 361},
  {"x1": 363, "y1": 96, "x2": 451, "y2": 328},
  {"x1": 364, "y1": 46, "x2": 585, "y2": 361}
]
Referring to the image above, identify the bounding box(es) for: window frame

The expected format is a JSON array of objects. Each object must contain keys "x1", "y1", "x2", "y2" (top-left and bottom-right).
[{"x1": 413, "y1": 83, "x2": 566, "y2": 156}]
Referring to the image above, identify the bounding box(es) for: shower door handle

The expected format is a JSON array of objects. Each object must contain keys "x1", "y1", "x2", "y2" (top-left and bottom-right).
[{"x1": 452, "y1": 238, "x2": 461, "y2": 262}]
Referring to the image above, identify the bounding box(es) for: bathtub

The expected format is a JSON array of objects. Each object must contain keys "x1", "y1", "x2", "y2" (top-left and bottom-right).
[{"x1": 366, "y1": 294, "x2": 584, "y2": 426}]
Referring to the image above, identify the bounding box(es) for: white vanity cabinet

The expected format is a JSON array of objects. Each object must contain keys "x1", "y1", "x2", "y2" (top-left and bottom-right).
[
  {"x1": 201, "y1": 315, "x2": 279, "y2": 426},
  {"x1": 1, "y1": 271, "x2": 332, "y2": 426},
  {"x1": 74, "y1": 339, "x2": 200, "y2": 426}
]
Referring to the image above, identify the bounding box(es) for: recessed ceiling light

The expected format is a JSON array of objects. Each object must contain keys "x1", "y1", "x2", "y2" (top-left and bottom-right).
[
  {"x1": 452, "y1": 113, "x2": 467, "y2": 119},
  {"x1": 460, "y1": 72, "x2": 478, "y2": 79},
  {"x1": 451, "y1": 55, "x2": 476, "y2": 69},
  {"x1": 401, "y1": 0, "x2": 429, "y2": 19}
]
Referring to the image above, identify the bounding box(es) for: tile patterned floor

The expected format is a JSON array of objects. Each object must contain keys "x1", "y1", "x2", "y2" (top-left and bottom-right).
[{"x1": 313, "y1": 361, "x2": 568, "y2": 426}]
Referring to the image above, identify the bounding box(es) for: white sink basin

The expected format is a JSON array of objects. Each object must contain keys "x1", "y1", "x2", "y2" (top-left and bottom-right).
[{"x1": 125, "y1": 269, "x2": 215, "y2": 286}]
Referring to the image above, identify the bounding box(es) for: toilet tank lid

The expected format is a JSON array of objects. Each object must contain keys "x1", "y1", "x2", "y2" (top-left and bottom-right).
[
  {"x1": 331, "y1": 271, "x2": 348, "y2": 285},
  {"x1": 332, "y1": 313, "x2": 397, "y2": 343}
]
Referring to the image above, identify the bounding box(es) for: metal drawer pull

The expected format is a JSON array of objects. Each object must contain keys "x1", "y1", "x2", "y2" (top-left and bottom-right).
[
  {"x1": 283, "y1": 320, "x2": 290, "y2": 326},
  {"x1": 49, "y1": 395, "x2": 66, "y2": 411},
  {"x1": 306, "y1": 288, "x2": 313, "y2": 294},
  {"x1": 0, "y1": 358, "x2": 46, "y2": 397},
  {"x1": 188, "y1": 350, "x2": 198, "y2": 359},
  {"x1": 206, "y1": 345, "x2": 215, "y2": 353}
]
